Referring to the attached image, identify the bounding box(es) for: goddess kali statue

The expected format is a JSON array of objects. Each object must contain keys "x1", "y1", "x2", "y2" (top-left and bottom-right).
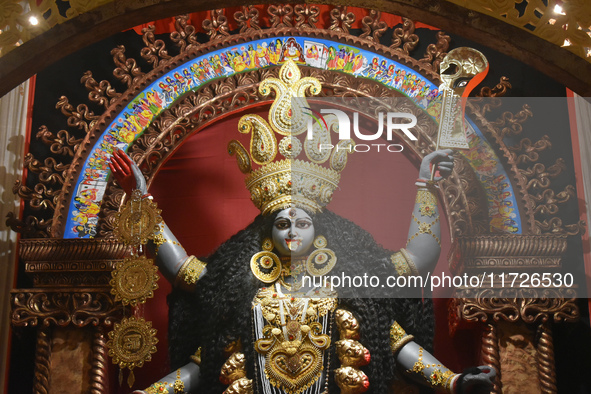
[{"x1": 110, "y1": 59, "x2": 495, "y2": 393}]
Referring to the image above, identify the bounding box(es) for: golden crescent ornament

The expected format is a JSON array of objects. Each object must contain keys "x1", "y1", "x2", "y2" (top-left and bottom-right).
[
  {"x1": 110, "y1": 256, "x2": 159, "y2": 306},
  {"x1": 114, "y1": 189, "x2": 162, "y2": 246}
]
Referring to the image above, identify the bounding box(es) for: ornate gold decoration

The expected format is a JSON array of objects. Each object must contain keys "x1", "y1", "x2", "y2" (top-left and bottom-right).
[
  {"x1": 107, "y1": 316, "x2": 158, "y2": 386},
  {"x1": 172, "y1": 369, "x2": 185, "y2": 393},
  {"x1": 230, "y1": 60, "x2": 353, "y2": 215},
  {"x1": 389, "y1": 321, "x2": 415, "y2": 354},
  {"x1": 429, "y1": 369, "x2": 455, "y2": 391},
  {"x1": 262, "y1": 238, "x2": 274, "y2": 252},
  {"x1": 175, "y1": 255, "x2": 207, "y2": 291},
  {"x1": 253, "y1": 287, "x2": 336, "y2": 394},
  {"x1": 305, "y1": 238, "x2": 337, "y2": 276},
  {"x1": 391, "y1": 248, "x2": 419, "y2": 277},
  {"x1": 114, "y1": 190, "x2": 162, "y2": 246},
  {"x1": 416, "y1": 189, "x2": 437, "y2": 217},
  {"x1": 110, "y1": 256, "x2": 159, "y2": 306},
  {"x1": 250, "y1": 251, "x2": 282, "y2": 283},
  {"x1": 334, "y1": 366, "x2": 369, "y2": 394},
  {"x1": 335, "y1": 339, "x2": 370, "y2": 368},
  {"x1": 408, "y1": 214, "x2": 441, "y2": 246},
  {"x1": 191, "y1": 347, "x2": 202, "y2": 366},
  {"x1": 145, "y1": 382, "x2": 169, "y2": 394},
  {"x1": 220, "y1": 352, "x2": 247, "y2": 385},
  {"x1": 228, "y1": 140, "x2": 252, "y2": 174},
  {"x1": 223, "y1": 377, "x2": 253, "y2": 394},
  {"x1": 335, "y1": 309, "x2": 360, "y2": 340}
]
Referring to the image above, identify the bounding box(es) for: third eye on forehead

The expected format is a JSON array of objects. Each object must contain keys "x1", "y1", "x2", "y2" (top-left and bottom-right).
[{"x1": 275, "y1": 209, "x2": 311, "y2": 222}]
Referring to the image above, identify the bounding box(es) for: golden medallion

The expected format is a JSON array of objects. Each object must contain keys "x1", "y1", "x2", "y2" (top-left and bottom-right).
[
  {"x1": 110, "y1": 256, "x2": 159, "y2": 306},
  {"x1": 107, "y1": 316, "x2": 158, "y2": 374},
  {"x1": 114, "y1": 189, "x2": 162, "y2": 246}
]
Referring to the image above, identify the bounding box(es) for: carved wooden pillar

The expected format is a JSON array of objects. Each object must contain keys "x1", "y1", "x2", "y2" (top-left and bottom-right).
[
  {"x1": 450, "y1": 235, "x2": 579, "y2": 393},
  {"x1": 11, "y1": 239, "x2": 126, "y2": 394}
]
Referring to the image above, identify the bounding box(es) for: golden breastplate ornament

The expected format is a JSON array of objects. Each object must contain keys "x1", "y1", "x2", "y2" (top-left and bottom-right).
[{"x1": 253, "y1": 285, "x2": 337, "y2": 394}]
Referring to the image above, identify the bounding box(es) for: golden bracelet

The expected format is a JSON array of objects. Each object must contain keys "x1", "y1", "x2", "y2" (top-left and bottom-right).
[
  {"x1": 175, "y1": 255, "x2": 207, "y2": 291},
  {"x1": 391, "y1": 252, "x2": 411, "y2": 276},
  {"x1": 390, "y1": 321, "x2": 415, "y2": 354},
  {"x1": 400, "y1": 248, "x2": 420, "y2": 276}
]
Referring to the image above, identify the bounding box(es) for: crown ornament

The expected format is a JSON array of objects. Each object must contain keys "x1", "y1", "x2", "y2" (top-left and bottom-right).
[{"x1": 229, "y1": 60, "x2": 354, "y2": 215}]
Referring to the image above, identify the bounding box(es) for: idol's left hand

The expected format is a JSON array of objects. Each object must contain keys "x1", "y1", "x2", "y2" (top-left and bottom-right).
[
  {"x1": 418, "y1": 149, "x2": 455, "y2": 181},
  {"x1": 455, "y1": 366, "x2": 496, "y2": 394}
]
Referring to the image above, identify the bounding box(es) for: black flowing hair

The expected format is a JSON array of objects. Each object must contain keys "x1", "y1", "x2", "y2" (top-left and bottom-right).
[{"x1": 167, "y1": 209, "x2": 434, "y2": 394}]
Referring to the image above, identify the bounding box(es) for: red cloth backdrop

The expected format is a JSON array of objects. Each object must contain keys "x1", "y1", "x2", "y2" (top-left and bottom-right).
[{"x1": 119, "y1": 107, "x2": 478, "y2": 391}]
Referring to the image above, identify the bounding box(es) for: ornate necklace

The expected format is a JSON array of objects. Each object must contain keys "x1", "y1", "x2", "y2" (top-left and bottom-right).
[{"x1": 253, "y1": 283, "x2": 337, "y2": 394}]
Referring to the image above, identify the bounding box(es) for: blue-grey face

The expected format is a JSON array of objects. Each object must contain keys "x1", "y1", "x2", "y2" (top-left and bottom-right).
[{"x1": 272, "y1": 207, "x2": 315, "y2": 257}]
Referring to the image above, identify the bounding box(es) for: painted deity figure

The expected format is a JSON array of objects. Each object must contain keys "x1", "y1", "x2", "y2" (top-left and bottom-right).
[{"x1": 110, "y1": 61, "x2": 495, "y2": 394}]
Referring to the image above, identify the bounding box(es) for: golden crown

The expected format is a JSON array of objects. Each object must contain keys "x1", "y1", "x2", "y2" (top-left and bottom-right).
[{"x1": 228, "y1": 60, "x2": 354, "y2": 215}]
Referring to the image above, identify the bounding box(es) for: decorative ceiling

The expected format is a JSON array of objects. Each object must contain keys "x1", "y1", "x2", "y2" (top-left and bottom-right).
[{"x1": 1, "y1": 0, "x2": 591, "y2": 97}]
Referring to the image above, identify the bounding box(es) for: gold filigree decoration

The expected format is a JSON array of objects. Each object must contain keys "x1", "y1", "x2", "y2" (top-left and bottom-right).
[
  {"x1": 228, "y1": 140, "x2": 252, "y2": 173},
  {"x1": 259, "y1": 60, "x2": 321, "y2": 136},
  {"x1": 416, "y1": 189, "x2": 437, "y2": 217},
  {"x1": 175, "y1": 256, "x2": 207, "y2": 291},
  {"x1": 110, "y1": 256, "x2": 159, "y2": 306},
  {"x1": 253, "y1": 287, "x2": 336, "y2": 394},
  {"x1": 220, "y1": 352, "x2": 247, "y2": 385},
  {"x1": 238, "y1": 114, "x2": 278, "y2": 165},
  {"x1": 107, "y1": 317, "x2": 158, "y2": 387},
  {"x1": 114, "y1": 190, "x2": 162, "y2": 246},
  {"x1": 389, "y1": 321, "x2": 414, "y2": 354},
  {"x1": 251, "y1": 251, "x2": 282, "y2": 283}
]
